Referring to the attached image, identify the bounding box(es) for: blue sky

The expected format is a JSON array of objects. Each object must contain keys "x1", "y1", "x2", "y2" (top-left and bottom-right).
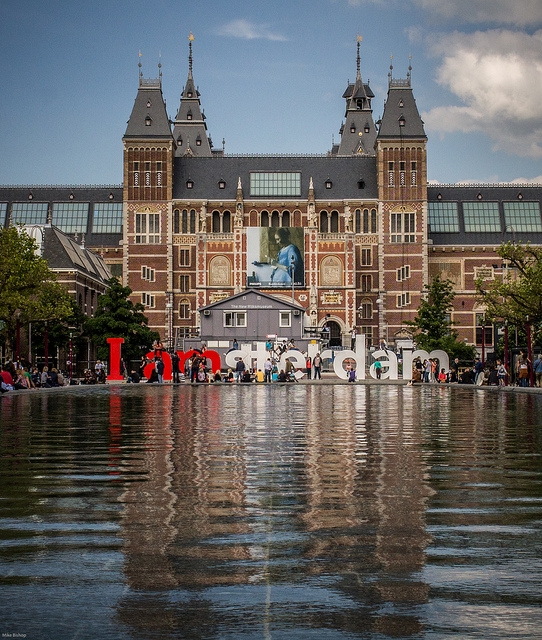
[{"x1": 1, "y1": 0, "x2": 542, "y2": 186}]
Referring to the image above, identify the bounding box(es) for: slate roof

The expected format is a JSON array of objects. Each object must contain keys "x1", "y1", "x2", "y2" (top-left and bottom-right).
[
  {"x1": 0, "y1": 185, "x2": 124, "y2": 247},
  {"x1": 124, "y1": 79, "x2": 173, "y2": 140},
  {"x1": 377, "y1": 80, "x2": 426, "y2": 140},
  {"x1": 172, "y1": 155, "x2": 378, "y2": 201},
  {"x1": 428, "y1": 184, "x2": 542, "y2": 246},
  {"x1": 41, "y1": 226, "x2": 111, "y2": 284}
]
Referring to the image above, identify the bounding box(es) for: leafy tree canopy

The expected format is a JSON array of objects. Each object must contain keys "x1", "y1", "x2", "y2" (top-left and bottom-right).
[
  {"x1": 83, "y1": 278, "x2": 159, "y2": 362},
  {"x1": 0, "y1": 225, "x2": 73, "y2": 347},
  {"x1": 407, "y1": 274, "x2": 477, "y2": 360},
  {"x1": 476, "y1": 243, "x2": 542, "y2": 339}
]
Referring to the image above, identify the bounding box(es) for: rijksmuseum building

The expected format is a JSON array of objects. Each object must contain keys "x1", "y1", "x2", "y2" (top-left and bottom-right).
[{"x1": 2, "y1": 37, "x2": 542, "y2": 351}]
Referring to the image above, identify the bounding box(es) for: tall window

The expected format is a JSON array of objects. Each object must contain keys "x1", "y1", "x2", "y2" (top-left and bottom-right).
[
  {"x1": 135, "y1": 212, "x2": 160, "y2": 243},
  {"x1": 359, "y1": 300, "x2": 373, "y2": 320},
  {"x1": 141, "y1": 293, "x2": 155, "y2": 308},
  {"x1": 476, "y1": 313, "x2": 493, "y2": 346},
  {"x1": 179, "y1": 299, "x2": 190, "y2": 319},
  {"x1": 179, "y1": 247, "x2": 190, "y2": 267},
  {"x1": 141, "y1": 266, "x2": 155, "y2": 282},
  {"x1": 391, "y1": 212, "x2": 415, "y2": 243},
  {"x1": 179, "y1": 275, "x2": 190, "y2": 292},
  {"x1": 361, "y1": 274, "x2": 372, "y2": 292},
  {"x1": 320, "y1": 210, "x2": 339, "y2": 232},
  {"x1": 397, "y1": 265, "x2": 411, "y2": 282},
  {"x1": 180, "y1": 209, "x2": 196, "y2": 234},
  {"x1": 397, "y1": 292, "x2": 411, "y2": 308},
  {"x1": 212, "y1": 210, "x2": 231, "y2": 233},
  {"x1": 361, "y1": 247, "x2": 372, "y2": 266}
]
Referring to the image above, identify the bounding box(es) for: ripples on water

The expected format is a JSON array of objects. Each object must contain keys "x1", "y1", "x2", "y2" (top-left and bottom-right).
[{"x1": 1, "y1": 385, "x2": 541, "y2": 639}]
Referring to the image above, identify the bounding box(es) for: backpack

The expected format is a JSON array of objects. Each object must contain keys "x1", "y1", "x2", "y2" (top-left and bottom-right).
[{"x1": 197, "y1": 370, "x2": 207, "y2": 382}]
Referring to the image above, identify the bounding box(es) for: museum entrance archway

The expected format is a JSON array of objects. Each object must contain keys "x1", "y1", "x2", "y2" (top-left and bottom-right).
[{"x1": 323, "y1": 320, "x2": 342, "y2": 347}]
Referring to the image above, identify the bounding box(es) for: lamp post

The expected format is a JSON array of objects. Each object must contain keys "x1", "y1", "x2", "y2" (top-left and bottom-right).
[
  {"x1": 504, "y1": 320, "x2": 509, "y2": 383},
  {"x1": 526, "y1": 315, "x2": 534, "y2": 387},
  {"x1": 68, "y1": 332, "x2": 73, "y2": 381},
  {"x1": 290, "y1": 256, "x2": 295, "y2": 302}
]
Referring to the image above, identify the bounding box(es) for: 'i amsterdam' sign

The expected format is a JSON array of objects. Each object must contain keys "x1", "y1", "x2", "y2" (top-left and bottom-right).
[{"x1": 106, "y1": 337, "x2": 449, "y2": 382}]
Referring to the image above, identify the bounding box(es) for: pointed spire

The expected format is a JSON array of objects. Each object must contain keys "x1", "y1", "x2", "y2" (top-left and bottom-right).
[
  {"x1": 172, "y1": 32, "x2": 213, "y2": 156},
  {"x1": 356, "y1": 35, "x2": 362, "y2": 81},
  {"x1": 188, "y1": 32, "x2": 194, "y2": 79},
  {"x1": 335, "y1": 36, "x2": 376, "y2": 156}
]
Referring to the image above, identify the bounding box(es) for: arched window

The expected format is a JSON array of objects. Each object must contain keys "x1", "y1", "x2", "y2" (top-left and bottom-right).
[
  {"x1": 320, "y1": 210, "x2": 328, "y2": 233},
  {"x1": 359, "y1": 298, "x2": 373, "y2": 320},
  {"x1": 330, "y1": 210, "x2": 339, "y2": 233},
  {"x1": 261, "y1": 211, "x2": 269, "y2": 227},
  {"x1": 223, "y1": 211, "x2": 231, "y2": 232},
  {"x1": 173, "y1": 209, "x2": 180, "y2": 234},
  {"x1": 189, "y1": 209, "x2": 196, "y2": 234},
  {"x1": 181, "y1": 209, "x2": 188, "y2": 234},
  {"x1": 282, "y1": 210, "x2": 290, "y2": 227},
  {"x1": 271, "y1": 210, "x2": 280, "y2": 228},
  {"x1": 179, "y1": 299, "x2": 190, "y2": 320},
  {"x1": 212, "y1": 211, "x2": 221, "y2": 233},
  {"x1": 355, "y1": 209, "x2": 361, "y2": 234}
]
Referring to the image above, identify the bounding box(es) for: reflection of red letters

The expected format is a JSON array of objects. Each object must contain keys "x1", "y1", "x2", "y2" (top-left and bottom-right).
[{"x1": 106, "y1": 338, "x2": 125, "y2": 380}]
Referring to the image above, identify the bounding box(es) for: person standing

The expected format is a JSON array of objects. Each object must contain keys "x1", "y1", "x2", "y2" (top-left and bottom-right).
[
  {"x1": 533, "y1": 354, "x2": 542, "y2": 388},
  {"x1": 450, "y1": 358, "x2": 460, "y2": 383},
  {"x1": 474, "y1": 358, "x2": 485, "y2": 385},
  {"x1": 516, "y1": 350, "x2": 531, "y2": 387},
  {"x1": 155, "y1": 357, "x2": 165, "y2": 383},
  {"x1": 171, "y1": 351, "x2": 181, "y2": 383},
  {"x1": 496, "y1": 359, "x2": 507, "y2": 386},
  {"x1": 312, "y1": 353, "x2": 322, "y2": 379},
  {"x1": 305, "y1": 353, "x2": 312, "y2": 379},
  {"x1": 235, "y1": 358, "x2": 245, "y2": 383},
  {"x1": 264, "y1": 358, "x2": 273, "y2": 383}
]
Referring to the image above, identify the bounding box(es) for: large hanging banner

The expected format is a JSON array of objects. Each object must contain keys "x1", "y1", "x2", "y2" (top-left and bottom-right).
[{"x1": 246, "y1": 227, "x2": 305, "y2": 287}]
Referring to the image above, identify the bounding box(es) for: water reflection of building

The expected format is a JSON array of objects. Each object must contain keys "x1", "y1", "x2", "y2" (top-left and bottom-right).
[
  {"x1": 114, "y1": 385, "x2": 434, "y2": 637},
  {"x1": 301, "y1": 386, "x2": 432, "y2": 636}
]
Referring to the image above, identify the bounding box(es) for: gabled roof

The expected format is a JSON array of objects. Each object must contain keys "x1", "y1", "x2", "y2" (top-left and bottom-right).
[
  {"x1": 199, "y1": 289, "x2": 305, "y2": 313},
  {"x1": 40, "y1": 226, "x2": 111, "y2": 284}
]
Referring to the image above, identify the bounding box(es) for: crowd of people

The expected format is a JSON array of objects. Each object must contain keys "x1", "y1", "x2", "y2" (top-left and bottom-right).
[{"x1": 4, "y1": 337, "x2": 542, "y2": 392}]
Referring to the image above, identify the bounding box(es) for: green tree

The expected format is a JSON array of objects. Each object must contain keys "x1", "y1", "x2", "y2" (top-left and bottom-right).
[
  {"x1": 476, "y1": 242, "x2": 542, "y2": 343},
  {"x1": 0, "y1": 225, "x2": 73, "y2": 354},
  {"x1": 407, "y1": 274, "x2": 476, "y2": 360},
  {"x1": 83, "y1": 278, "x2": 159, "y2": 363}
]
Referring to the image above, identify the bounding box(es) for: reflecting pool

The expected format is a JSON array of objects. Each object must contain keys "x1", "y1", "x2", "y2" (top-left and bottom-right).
[{"x1": 1, "y1": 385, "x2": 541, "y2": 639}]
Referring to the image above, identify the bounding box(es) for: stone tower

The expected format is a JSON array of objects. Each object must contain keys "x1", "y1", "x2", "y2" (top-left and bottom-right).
[{"x1": 375, "y1": 63, "x2": 428, "y2": 343}]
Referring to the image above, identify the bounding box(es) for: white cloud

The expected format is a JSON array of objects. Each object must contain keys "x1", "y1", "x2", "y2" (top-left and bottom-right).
[
  {"x1": 216, "y1": 19, "x2": 287, "y2": 42},
  {"x1": 422, "y1": 29, "x2": 542, "y2": 158},
  {"x1": 413, "y1": 0, "x2": 542, "y2": 26}
]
